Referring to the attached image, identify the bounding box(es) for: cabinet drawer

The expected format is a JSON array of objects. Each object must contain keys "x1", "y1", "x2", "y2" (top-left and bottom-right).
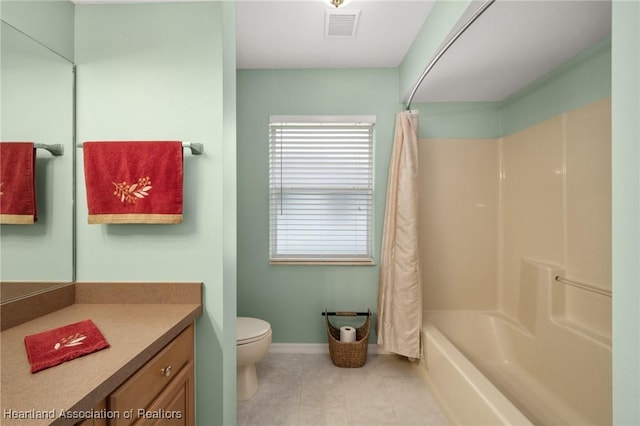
[
  {"x1": 133, "y1": 360, "x2": 194, "y2": 426},
  {"x1": 109, "y1": 324, "x2": 194, "y2": 425}
]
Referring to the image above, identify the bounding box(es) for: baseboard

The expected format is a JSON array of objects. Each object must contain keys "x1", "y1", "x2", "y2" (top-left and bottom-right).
[
  {"x1": 269, "y1": 343, "x2": 327, "y2": 354},
  {"x1": 269, "y1": 343, "x2": 390, "y2": 355}
]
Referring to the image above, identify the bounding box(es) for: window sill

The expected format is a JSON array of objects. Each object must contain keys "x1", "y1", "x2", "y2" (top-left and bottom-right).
[{"x1": 269, "y1": 259, "x2": 376, "y2": 266}]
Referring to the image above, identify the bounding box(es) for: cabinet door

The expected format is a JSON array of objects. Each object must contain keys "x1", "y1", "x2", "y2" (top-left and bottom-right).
[
  {"x1": 134, "y1": 360, "x2": 194, "y2": 426},
  {"x1": 74, "y1": 400, "x2": 107, "y2": 426},
  {"x1": 109, "y1": 324, "x2": 194, "y2": 426}
]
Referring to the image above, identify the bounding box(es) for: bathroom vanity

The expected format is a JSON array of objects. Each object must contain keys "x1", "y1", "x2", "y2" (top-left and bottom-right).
[
  {"x1": 79, "y1": 324, "x2": 194, "y2": 426},
  {"x1": 0, "y1": 282, "x2": 202, "y2": 426}
]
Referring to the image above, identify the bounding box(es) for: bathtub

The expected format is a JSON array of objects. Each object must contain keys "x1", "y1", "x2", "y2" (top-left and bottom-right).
[{"x1": 421, "y1": 310, "x2": 611, "y2": 425}]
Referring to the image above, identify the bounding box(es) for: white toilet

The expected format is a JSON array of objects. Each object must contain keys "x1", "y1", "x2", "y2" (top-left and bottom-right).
[{"x1": 237, "y1": 317, "x2": 272, "y2": 401}]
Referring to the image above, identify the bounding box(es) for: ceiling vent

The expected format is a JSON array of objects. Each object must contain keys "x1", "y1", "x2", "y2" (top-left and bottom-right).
[{"x1": 325, "y1": 9, "x2": 360, "y2": 37}]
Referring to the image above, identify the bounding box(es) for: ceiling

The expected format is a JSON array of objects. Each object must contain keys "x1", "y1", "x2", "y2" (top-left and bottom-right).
[
  {"x1": 236, "y1": 0, "x2": 612, "y2": 103},
  {"x1": 236, "y1": 0, "x2": 434, "y2": 69}
]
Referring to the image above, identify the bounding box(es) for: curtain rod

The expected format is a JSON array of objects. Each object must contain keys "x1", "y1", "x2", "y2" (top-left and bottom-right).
[{"x1": 405, "y1": 0, "x2": 496, "y2": 111}]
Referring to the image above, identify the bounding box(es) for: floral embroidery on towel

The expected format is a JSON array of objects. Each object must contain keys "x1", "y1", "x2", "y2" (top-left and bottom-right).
[
  {"x1": 112, "y1": 176, "x2": 152, "y2": 204},
  {"x1": 54, "y1": 333, "x2": 87, "y2": 350}
]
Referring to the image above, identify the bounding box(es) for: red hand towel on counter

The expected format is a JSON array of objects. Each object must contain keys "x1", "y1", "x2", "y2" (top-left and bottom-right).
[
  {"x1": 24, "y1": 319, "x2": 110, "y2": 373},
  {"x1": 0, "y1": 142, "x2": 37, "y2": 224},
  {"x1": 83, "y1": 141, "x2": 183, "y2": 224}
]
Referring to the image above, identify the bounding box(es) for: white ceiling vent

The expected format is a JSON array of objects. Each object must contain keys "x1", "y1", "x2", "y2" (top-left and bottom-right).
[{"x1": 325, "y1": 9, "x2": 360, "y2": 37}]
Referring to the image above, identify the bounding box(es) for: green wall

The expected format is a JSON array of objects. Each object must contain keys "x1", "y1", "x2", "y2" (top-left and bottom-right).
[
  {"x1": 612, "y1": 1, "x2": 640, "y2": 424},
  {"x1": 221, "y1": 2, "x2": 238, "y2": 425},
  {"x1": 237, "y1": 68, "x2": 400, "y2": 344},
  {"x1": 74, "y1": 3, "x2": 236, "y2": 425},
  {"x1": 411, "y1": 101, "x2": 501, "y2": 139},
  {"x1": 0, "y1": 0, "x2": 74, "y2": 62}
]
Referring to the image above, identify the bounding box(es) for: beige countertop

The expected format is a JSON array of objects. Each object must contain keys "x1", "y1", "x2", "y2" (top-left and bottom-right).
[{"x1": 1, "y1": 302, "x2": 201, "y2": 426}]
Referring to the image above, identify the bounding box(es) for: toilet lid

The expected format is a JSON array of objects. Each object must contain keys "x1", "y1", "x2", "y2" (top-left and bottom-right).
[{"x1": 237, "y1": 317, "x2": 271, "y2": 345}]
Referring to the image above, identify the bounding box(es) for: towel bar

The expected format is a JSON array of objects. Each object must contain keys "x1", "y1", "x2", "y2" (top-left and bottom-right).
[
  {"x1": 183, "y1": 142, "x2": 203, "y2": 155},
  {"x1": 34, "y1": 143, "x2": 64, "y2": 156},
  {"x1": 76, "y1": 141, "x2": 203, "y2": 155},
  {"x1": 554, "y1": 276, "x2": 611, "y2": 297}
]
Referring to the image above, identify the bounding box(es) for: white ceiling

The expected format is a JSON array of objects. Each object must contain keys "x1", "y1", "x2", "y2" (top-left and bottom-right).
[
  {"x1": 414, "y1": 0, "x2": 612, "y2": 102},
  {"x1": 236, "y1": 0, "x2": 612, "y2": 103},
  {"x1": 236, "y1": 0, "x2": 434, "y2": 69}
]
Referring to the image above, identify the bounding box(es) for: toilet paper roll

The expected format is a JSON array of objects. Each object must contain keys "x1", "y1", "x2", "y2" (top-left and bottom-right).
[{"x1": 340, "y1": 326, "x2": 356, "y2": 342}]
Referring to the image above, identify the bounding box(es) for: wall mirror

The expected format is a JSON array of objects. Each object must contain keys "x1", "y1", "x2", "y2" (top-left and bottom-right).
[{"x1": 0, "y1": 20, "x2": 75, "y2": 301}]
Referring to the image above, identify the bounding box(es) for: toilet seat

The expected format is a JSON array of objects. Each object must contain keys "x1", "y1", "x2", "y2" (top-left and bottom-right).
[{"x1": 237, "y1": 317, "x2": 271, "y2": 346}]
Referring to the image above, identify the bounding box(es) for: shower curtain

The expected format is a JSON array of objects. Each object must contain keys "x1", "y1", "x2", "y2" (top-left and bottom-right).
[{"x1": 376, "y1": 110, "x2": 422, "y2": 359}]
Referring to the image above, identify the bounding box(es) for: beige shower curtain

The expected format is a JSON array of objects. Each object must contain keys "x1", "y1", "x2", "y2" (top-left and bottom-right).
[{"x1": 376, "y1": 110, "x2": 422, "y2": 359}]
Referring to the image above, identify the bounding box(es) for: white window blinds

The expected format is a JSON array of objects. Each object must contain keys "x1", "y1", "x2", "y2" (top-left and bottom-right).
[{"x1": 269, "y1": 116, "x2": 375, "y2": 263}]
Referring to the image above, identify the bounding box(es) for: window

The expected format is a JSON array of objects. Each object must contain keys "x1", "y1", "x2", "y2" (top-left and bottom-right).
[{"x1": 269, "y1": 115, "x2": 375, "y2": 264}]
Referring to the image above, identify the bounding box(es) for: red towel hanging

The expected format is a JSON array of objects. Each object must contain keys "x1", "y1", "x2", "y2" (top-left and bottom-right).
[
  {"x1": 83, "y1": 141, "x2": 184, "y2": 224},
  {"x1": 0, "y1": 142, "x2": 37, "y2": 224}
]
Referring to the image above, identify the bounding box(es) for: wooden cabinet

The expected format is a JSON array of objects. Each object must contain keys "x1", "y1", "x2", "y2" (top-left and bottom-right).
[
  {"x1": 111, "y1": 324, "x2": 194, "y2": 426},
  {"x1": 75, "y1": 400, "x2": 107, "y2": 426},
  {"x1": 140, "y1": 359, "x2": 194, "y2": 426},
  {"x1": 77, "y1": 324, "x2": 195, "y2": 426}
]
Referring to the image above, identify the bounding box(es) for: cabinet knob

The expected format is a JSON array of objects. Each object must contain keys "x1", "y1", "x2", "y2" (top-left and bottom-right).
[{"x1": 160, "y1": 365, "x2": 173, "y2": 377}]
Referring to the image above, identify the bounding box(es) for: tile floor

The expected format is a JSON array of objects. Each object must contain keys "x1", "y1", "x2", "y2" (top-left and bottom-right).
[{"x1": 237, "y1": 353, "x2": 450, "y2": 426}]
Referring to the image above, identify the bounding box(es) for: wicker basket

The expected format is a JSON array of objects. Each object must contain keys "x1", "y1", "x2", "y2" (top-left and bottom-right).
[{"x1": 325, "y1": 309, "x2": 371, "y2": 368}]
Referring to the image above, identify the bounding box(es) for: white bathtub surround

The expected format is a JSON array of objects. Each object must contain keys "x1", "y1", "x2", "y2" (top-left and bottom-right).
[
  {"x1": 417, "y1": 98, "x2": 611, "y2": 425},
  {"x1": 418, "y1": 98, "x2": 612, "y2": 332},
  {"x1": 421, "y1": 323, "x2": 532, "y2": 426},
  {"x1": 422, "y1": 259, "x2": 611, "y2": 426},
  {"x1": 377, "y1": 111, "x2": 422, "y2": 359},
  {"x1": 500, "y1": 97, "x2": 612, "y2": 337},
  {"x1": 238, "y1": 352, "x2": 449, "y2": 426}
]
